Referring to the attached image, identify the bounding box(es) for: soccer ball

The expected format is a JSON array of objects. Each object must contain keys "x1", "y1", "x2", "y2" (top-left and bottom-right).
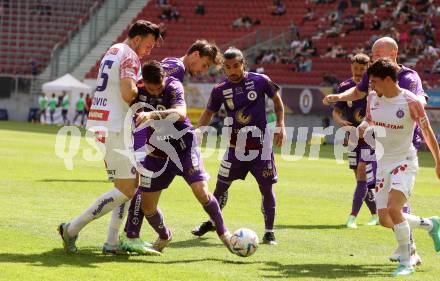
[{"x1": 230, "y1": 228, "x2": 259, "y2": 257}]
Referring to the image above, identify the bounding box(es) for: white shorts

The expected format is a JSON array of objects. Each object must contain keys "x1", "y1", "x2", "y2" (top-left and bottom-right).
[
  {"x1": 98, "y1": 131, "x2": 136, "y2": 181},
  {"x1": 375, "y1": 157, "x2": 418, "y2": 210}
]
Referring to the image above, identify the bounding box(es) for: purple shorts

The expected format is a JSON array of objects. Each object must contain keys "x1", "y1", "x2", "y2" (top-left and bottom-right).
[
  {"x1": 347, "y1": 140, "x2": 376, "y2": 187},
  {"x1": 139, "y1": 146, "x2": 208, "y2": 192},
  {"x1": 217, "y1": 148, "x2": 277, "y2": 186}
]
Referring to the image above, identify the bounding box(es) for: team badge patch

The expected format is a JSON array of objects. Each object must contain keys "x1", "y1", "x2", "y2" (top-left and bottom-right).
[
  {"x1": 396, "y1": 109, "x2": 405, "y2": 118},
  {"x1": 247, "y1": 91, "x2": 257, "y2": 101}
]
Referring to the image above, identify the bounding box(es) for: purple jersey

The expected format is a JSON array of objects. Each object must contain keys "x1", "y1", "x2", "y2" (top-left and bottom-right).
[
  {"x1": 357, "y1": 64, "x2": 426, "y2": 148},
  {"x1": 161, "y1": 57, "x2": 186, "y2": 82},
  {"x1": 207, "y1": 72, "x2": 280, "y2": 149},
  {"x1": 136, "y1": 76, "x2": 194, "y2": 156},
  {"x1": 335, "y1": 78, "x2": 367, "y2": 127}
]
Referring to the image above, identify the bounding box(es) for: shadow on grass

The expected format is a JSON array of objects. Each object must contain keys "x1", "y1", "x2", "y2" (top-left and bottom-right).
[
  {"x1": 0, "y1": 248, "x2": 396, "y2": 278},
  {"x1": 0, "y1": 247, "x2": 256, "y2": 268},
  {"x1": 276, "y1": 224, "x2": 346, "y2": 230},
  {"x1": 37, "y1": 179, "x2": 108, "y2": 183},
  {"x1": 261, "y1": 262, "x2": 394, "y2": 279}
]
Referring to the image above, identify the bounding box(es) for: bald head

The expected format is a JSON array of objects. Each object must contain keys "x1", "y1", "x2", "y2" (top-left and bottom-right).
[{"x1": 371, "y1": 37, "x2": 398, "y2": 63}]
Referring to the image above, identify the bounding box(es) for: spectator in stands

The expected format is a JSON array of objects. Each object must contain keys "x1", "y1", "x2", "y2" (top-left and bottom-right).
[
  {"x1": 170, "y1": 6, "x2": 181, "y2": 21},
  {"x1": 0, "y1": 5, "x2": 3, "y2": 21},
  {"x1": 290, "y1": 21, "x2": 300, "y2": 40},
  {"x1": 423, "y1": 45, "x2": 439, "y2": 59},
  {"x1": 326, "y1": 23, "x2": 343, "y2": 38},
  {"x1": 271, "y1": 0, "x2": 286, "y2": 16},
  {"x1": 30, "y1": 58, "x2": 40, "y2": 76},
  {"x1": 345, "y1": 15, "x2": 365, "y2": 35},
  {"x1": 195, "y1": 1, "x2": 205, "y2": 15},
  {"x1": 371, "y1": 16, "x2": 381, "y2": 30},
  {"x1": 337, "y1": 0, "x2": 349, "y2": 19},
  {"x1": 159, "y1": 5, "x2": 172, "y2": 20},
  {"x1": 156, "y1": 0, "x2": 168, "y2": 8},
  {"x1": 359, "y1": 0, "x2": 369, "y2": 13},
  {"x1": 232, "y1": 14, "x2": 253, "y2": 28},
  {"x1": 408, "y1": 35, "x2": 424, "y2": 55},
  {"x1": 322, "y1": 72, "x2": 340, "y2": 90},
  {"x1": 298, "y1": 56, "x2": 312, "y2": 72},
  {"x1": 432, "y1": 58, "x2": 440, "y2": 74},
  {"x1": 302, "y1": 8, "x2": 316, "y2": 23}
]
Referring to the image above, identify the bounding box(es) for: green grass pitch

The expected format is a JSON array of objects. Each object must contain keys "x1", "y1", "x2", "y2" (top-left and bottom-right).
[{"x1": 1, "y1": 121, "x2": 439, "y2": 281}]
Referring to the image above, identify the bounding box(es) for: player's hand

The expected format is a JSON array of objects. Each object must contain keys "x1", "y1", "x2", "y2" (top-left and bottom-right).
[
  {"x1": 274, "y1": 124, "x2": 286, "y2": 147},
  {"x1": 323, "y1": 94, "x2": 340, "y2": 105},
  {"x1": 357, "y1": 125, "x2": 365, "y2": 139},
  {"x1": 135, "y1": 112, "x2": 151, "y2": 127},
  {"x1": 337, "y1": 120, "x2": 352, "y2": 127}
]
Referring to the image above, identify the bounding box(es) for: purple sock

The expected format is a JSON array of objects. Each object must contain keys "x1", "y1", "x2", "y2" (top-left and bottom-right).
[
  {"x1": 145, "y1": 208, "x2": 170, "y2": 240},
  {"x1": 203, "y1": 195, "x2": 227, "y2": 236},
  {"x1": 124, "y1": 188, "x2": 144, "y2": 238},
  {"x1": 364, "y1": 188, "x2": 377, "y2": 215},
  {"x1": 259, "y1": 184, "x2": 276, "y2": 231},
  {"x1": 213, "y1": 180, "x2": 230, "y2": 209},
  {"x1": 351, "y1": 181, "x2": 367, "y2": 217}
]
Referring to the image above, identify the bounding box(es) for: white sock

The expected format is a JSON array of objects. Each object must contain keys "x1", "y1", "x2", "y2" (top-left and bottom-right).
[
  {"x1": 394, "y1": 220, "x2": 411, "y2": 267},
  {"x1": 68, "y1": 188, "x2": 129, "y2": 237},
  {"x1": 403, "y1": 213, "x2": 433, "y2": 231},
  {"x1": 106, "y1": 200, "x2": 131, "y2": 245}
]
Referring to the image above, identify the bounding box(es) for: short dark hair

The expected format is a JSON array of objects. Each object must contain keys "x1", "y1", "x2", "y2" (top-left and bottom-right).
[
  {"x1": 128, "y1": 20, "x2": 161, "y2": 40},
  {"x1": 351, "y1": 53, "x2": 370, "y2": 65},
  {"x1": 142, "y1": 60, "x2": 165, "y2": 84},
  {"x1": 223, "y1": 47, "x2": 245, "y2": 62},
  {"x1": 187, "y1": 39, "x2": 223, "y2": 66},
  {"x1": 367, "y1": 58, "x2": 397, "y2": 82}
]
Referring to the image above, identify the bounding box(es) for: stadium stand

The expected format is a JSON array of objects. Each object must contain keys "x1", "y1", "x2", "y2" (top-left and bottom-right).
[{"x1": 0, "y1": 0, "x2": 101, "y2": 75}]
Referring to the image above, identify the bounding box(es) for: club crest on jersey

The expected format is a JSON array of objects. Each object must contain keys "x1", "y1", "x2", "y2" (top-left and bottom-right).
[
  {"x1": 226, "y1": 99, "x2": 235, "y2": 110},
  {"x1": 247, "y1": 91, "x2": 257, "y2": 101},
  {"x1": 354, "y1": 109, "x2": 363, "y2": 122},
  {"x1": 235, "y1": 109, "x2": 252, "y2": 125},
  {"x1": 396, "y1": 108, "x2": 405, "y2": 118},
  {"x1": 235, "y1": 87, "x2": 244, "y2": 95}
]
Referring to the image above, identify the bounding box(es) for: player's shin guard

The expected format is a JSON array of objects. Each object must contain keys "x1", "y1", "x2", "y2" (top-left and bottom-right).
[
  {"x1": 203, "y1": 195, "x2": 228, "y2": 236},
  {"x1": 213, "y1": 180, "x2": 230, "y2": 209},
  {"x1": 106, "y1": 201, "x2": 130, "y2": 245},
  {"x1": 259, "y1": 184, "x2": 276, "y2": 232},
  {"x1": 124, "y1": 188, "x2": 144, "y2": 238},
  {"x1": 145, "y1": 208, "x2": 170, "y2": 240},
  {"x1": 351, "y1": 181, "x2": 367, "y2": 217},
  {"x1": 364, "y1": 187, "x2": 377, "y2": 215},
  {"x1": 68, "y1": 187, "x2": 129, "y2": 237},
  {"x1": 394, "y1": 220, "x2": 411, "y2": 267}
]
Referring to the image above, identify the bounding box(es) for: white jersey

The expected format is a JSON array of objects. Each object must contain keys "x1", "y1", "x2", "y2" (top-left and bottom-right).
[
  {"x1": 366, "y1": 88, "x2": 428, "y2": 168},
  {"x1": 87, "y1": 43, "x2": 141, "y2": 132}
]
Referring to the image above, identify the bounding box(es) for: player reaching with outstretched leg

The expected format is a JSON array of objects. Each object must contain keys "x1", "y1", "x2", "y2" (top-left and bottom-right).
[
  {"x1": 358, "y1": 58, "x2": 440, "y2": 276},
  {"x1": 57, "y1": 20, "x2": 161, "y2": 255}
]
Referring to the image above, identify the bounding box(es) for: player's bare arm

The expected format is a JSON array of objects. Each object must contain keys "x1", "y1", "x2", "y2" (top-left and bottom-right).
[
  {"x1": 135, "y1": 104, "x2": 186, "y2": 126},
  {"x1": 272, "y1": 92, "x2": 286, "y2": 147},
  {"x1": 120, "y1": 77, "x2": 138, "y2": 104},
  {"x1": 198, "y1": 109, "x2": 215, "y2": 127},
  {"x1": 332, "y1": 107, "x2": 353, "y2": 127},
  {"x1": 323, "y1": 86, "x2": 366, "y2": 105}
]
